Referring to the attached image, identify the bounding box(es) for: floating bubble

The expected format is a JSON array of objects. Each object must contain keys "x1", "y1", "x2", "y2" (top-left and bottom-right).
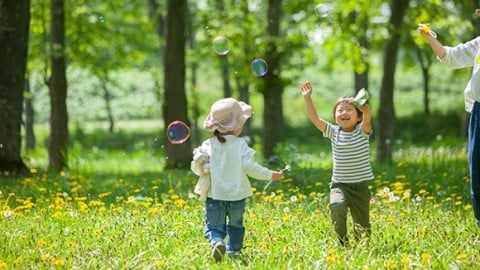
[
  {"x1": 251, "y1": 58, "x2": 268, "y2": 76},
  {"x1": 315, "y1": 3, "x2": 333, "y2": 18},
  {"x1": 166, "y1": 121, "x2": 191, "y2": 144},
  {"x1": 213, "y1": 36, "x2": 230, "y2": 55}
]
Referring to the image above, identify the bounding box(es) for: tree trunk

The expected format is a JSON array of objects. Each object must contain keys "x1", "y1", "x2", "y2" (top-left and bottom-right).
[
  {"x1": 262, "y1": 0, "x2": 283, "y2": 159},
  {"x1": 147, "y1": 0, "x2": 165, "y2": 58},
  {"x1": 0, "y1": 0, "x2": 30, "y2": 175},
  {"x1": 100, "y1": 73, "x2": 114, "y2": 133},
  {"x1": 221, "y1": 55, "x2": 232, "y2": 98},
  {"x1": 414, "y1": 44, "x2": 433, "y2": 116},
  {"x1": 353, "y1": 10, "x2": 369, "y2": 93},
  {"x1": 237, "y1": 1, "x2": 253, "y2": 143},
  {"x1": 48, "y1": 0, "x2": 68, "y2": 172},
  {"x1": 375, "y1": 0, "x2": 410, "y2": 164},
  {"x1": 163, "y1": 0, "x2": 192, "y2": 169},
  {"x1": 186, "y1": 3, "x2": 201, "y2": 146},
  {"x1": 25, "y1": 79, "x2": 36, "y2": 151}
]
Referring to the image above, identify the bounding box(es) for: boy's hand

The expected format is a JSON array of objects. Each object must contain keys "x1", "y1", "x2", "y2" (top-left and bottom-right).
[
  {"x1": 301, "y1": 81, "x2": 313, "y2": 97},
  {"x1": 359, "y1": 104, "x2": 370, "y2": 113}
]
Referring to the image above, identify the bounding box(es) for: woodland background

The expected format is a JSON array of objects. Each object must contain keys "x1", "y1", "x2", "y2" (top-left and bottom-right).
[{"x1": 1, "y1": 0, "x2": 479, "y2": 174}]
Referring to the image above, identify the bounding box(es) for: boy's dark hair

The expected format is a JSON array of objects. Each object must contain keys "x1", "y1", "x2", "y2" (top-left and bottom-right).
[
  {"x1": 333, "y1": 96, "x2": 363, "y2": 121},
  {"x1": 214, "y1": 130, "x2": 226, "y2": 143}
]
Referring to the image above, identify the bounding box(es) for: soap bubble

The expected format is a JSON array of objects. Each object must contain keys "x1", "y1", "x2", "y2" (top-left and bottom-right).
[
  {"x1": 166, "y1": 121, "x2": 191, "y2": 144},
  {"x1": 213, "y1": 36, "x2": 230, "y2": 55},
  {"x1": 315, "y1": 3, "x2": 333, "y2": 18},
  {"x1": 251, "y1": 58, "x2": 268, "y2": 76}
]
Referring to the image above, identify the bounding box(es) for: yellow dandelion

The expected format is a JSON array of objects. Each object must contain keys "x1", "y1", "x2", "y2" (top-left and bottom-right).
[
  {"x1": 421, "y1": 253, "x2": 430, "y2": 261},
  {"x1": 456, "y1": 253, "x2": 467, "y2": 260},
  {"x1": 156, "y1": 260, "x2": 165, "y2": 267},
  {"x1": 53, "y1": 259, "x2": 65, "y2": 266},
  {"x1": 38, "y1": 240, "x2": 47, "y2": 247},
  {"x1": 98, "y1": 192, "x2": 112, "y2": 199},
  {"x1": 464, "y1": 204, "x2": 472, "y2": 211},
  {"x1": 0, "y1": 261, "x2": 7, "y2": 269},
  {"x1": 401, "y1": 257, "x2": 410, "y2": 264},
  {"x1": 89, "y1": 200, "x2": 105, "y2": 207},
  {"x1": 326, "y1": 255, "x2": 336, "y2": 263}
]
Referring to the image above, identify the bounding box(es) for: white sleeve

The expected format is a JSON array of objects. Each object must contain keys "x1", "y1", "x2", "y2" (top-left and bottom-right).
[
  {"x1": 441, "y1": 37, "x2": 480, "y2": 69},
  {"x1": 241, "y1": 143, "x2": 273, "y2": 181}
]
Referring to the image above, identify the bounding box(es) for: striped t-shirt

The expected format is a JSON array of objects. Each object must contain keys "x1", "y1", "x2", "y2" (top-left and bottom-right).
[{"x1": 324, "y1": 123, "x2": 374, "y2": 183}]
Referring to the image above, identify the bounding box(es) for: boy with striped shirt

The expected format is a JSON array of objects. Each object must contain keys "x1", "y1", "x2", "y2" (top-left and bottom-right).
[{"x1": 301, "y1": 81, "x2": 374, "y2": 246}]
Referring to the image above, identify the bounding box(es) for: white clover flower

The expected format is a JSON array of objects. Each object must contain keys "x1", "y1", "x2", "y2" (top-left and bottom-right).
[{"x1": 3, "y1": 210, "x2": 12, "y2": 217}]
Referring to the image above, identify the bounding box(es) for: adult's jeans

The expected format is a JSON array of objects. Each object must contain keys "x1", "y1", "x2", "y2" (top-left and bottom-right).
[
  {"x1": 469, "y1": 102, "x2": 480, "y2": 226},
  {"x1": 204, "y1": 198, "x2": 246, "y2": 254}
]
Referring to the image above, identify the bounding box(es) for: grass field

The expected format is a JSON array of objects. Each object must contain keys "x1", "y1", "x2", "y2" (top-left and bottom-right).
[{"x1": 1, "y1": 133, "x2": 479, "y2": 269}]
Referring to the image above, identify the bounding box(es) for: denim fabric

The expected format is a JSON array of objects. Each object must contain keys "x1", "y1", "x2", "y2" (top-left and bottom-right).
[
  {"x1": 329, "y1": 181, "x2": 371, "y2": 245},
  {"x1": 469, "y1": 102, "x2": 480, "y2": 225},
  {"x1": 204, "y1": 198, "x2": 246, "y2": 254}
]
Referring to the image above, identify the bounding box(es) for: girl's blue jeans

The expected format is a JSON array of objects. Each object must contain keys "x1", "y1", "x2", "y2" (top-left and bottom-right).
[
  {"x1": 204, "y1": 198, "x2": 246, "y2": 254},
  {"x1": 470, "y1": 102, "x2": 480, "y2": 226}
]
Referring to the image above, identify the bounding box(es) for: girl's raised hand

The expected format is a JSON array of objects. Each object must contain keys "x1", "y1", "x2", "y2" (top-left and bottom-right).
[{"x1": 301, "y1": 81, "x2": 313, "y2": 97}]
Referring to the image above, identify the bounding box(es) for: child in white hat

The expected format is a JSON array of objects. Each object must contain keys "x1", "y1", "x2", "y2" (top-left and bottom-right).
[{"x1": 191, "y1": 97, "x2": 284, "y2": 262}]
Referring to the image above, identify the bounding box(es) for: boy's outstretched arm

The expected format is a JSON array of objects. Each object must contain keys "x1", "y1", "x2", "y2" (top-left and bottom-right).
[
  {"x1": 359, "y1": 104, "x2": 372, "y2": 134},
  {"x1": 301, "y1": 81, "x2": 327, "y2": 133}
]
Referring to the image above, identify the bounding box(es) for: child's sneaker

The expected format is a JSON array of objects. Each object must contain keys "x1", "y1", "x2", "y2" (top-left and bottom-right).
[{"x1": 211, "y1": 242, "x2": 226, "y2": 262}]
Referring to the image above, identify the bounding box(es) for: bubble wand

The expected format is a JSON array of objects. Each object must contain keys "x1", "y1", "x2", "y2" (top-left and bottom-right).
[{"x1": 263, "y1": 164, "x2": 291, "y2": 192}]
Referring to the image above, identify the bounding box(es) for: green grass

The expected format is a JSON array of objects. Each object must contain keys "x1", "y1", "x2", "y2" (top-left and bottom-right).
[{"x1": 1, "y1": 132, "x2": 479, "y2": 269}]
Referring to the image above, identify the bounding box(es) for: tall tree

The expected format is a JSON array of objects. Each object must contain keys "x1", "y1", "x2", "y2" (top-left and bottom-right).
[
  {"x1": 163, "y1": 0, "x2": 192, "y2": 169},
  {"x1": 47, "y1": 0, "x2": 68, "y2": 171},
  {"x1": 376, "y1": 0, "x2": 411, "y2": 164},
  {"x1": 24, "y1": 80, "x2": 36, "y2": 150},
  {"x1": 261, "y1": 0, "x2": 284, "y2": 158},
  {"x1": 0, "y1": 0, "x2": 30, "y2": 175}
]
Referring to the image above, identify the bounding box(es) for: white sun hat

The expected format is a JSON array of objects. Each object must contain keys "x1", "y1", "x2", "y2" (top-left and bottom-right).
[{"x1": 203, "y1": 97, "x2": 252, "y2": 133}]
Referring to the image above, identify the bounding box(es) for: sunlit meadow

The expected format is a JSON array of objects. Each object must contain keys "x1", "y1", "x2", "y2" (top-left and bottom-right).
[{"x1": 1, "y1": 140, "x2": 479, "y2": 269}]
